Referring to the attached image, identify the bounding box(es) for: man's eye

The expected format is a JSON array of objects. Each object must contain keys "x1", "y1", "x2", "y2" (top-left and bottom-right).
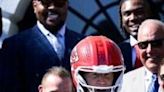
[
  {"x1": 123, "y1": 12, "x2": 130, "y2": 16},
  {"x1": 160, "y1": 74, "x2": 164, "y2": 81},
  {"x1": 92, "y1": 73, "x2": 98, "y2": 77}
]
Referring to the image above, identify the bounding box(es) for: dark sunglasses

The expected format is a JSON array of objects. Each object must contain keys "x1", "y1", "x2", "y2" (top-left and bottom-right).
[
  {"x1": 40, "y1": 0, "x2": 67, "y2": 7},
  {"x1": 138, "y1": 38, "x2": 164, "y2": 49}
]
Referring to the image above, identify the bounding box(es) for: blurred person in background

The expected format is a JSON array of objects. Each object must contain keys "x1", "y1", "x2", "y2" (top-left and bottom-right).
[
  {"x1": 38, "y1": 66, "x2": 73, "y2": 92},
  {"x1": 158, "y1": 58, "x2": 164, "y2": 92}
]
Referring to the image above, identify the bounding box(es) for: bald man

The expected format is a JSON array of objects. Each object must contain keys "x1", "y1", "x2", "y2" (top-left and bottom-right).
[
  {"x1": 121, "y1": 19, "x2": 164, "y2": 92},
  {"x1": 38, "y1": 66, "x2": 73, "y2": 92}
]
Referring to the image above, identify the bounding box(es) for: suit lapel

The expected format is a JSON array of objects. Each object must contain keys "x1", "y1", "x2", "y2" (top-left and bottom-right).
[
  {"x1": 134, "y1": 67, "x2": 145, "y2": 92},
  {"x1": 120, "y1": 39, "x2": 133, "y2": 71},
  {"x1": 32, "y1": 26, "x2": 60, "y2": 61},
  {"x1": 125, "y1": 42, "x2": 133, "y2": 68}
]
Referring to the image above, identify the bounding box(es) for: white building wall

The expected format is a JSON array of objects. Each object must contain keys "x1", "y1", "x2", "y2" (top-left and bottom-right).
[{"x1": 0, "y1": 0, "x2": 31, "y2": 48}]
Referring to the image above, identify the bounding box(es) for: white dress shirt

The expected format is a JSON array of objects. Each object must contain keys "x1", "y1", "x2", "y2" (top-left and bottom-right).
[{"x1": 37, "y1": 21, "x2": 65, "y2": 59}]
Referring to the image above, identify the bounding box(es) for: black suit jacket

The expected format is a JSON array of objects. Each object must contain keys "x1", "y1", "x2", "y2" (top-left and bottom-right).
[
  {"x1": 1, "y1": 25, "x2": 85, "y2": 92},
  {"x1": 119, "y1": 39, "x2": 133, "y2": 72}
]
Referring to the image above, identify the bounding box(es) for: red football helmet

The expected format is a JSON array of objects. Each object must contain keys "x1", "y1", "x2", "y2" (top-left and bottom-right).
[{"x1": 70, "y1": 36, "x2": 125, "y2": 92}]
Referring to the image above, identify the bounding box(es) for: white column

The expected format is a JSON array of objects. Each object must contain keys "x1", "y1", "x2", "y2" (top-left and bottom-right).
[{"x1": 0, "y1": 0, "x2": 31, "y2": 48}]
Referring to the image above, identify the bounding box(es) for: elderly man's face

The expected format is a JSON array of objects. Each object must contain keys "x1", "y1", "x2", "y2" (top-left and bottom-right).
[{"x1": 138, "y1": 23, "x2": 164, "y2": 73}]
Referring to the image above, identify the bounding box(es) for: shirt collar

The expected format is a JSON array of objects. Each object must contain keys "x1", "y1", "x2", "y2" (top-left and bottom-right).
[
  {"x1": 37, "y1": 21, "x2": 66, "y2": 37},
  {"x1": 58, "y1": 23, "x2": 66, "y2": 37},
  {"x1": 144, "y1": 67, "x2": 154, "y2": 80},
  {"x1": 130, "y1": 35, "x2": 138, "y2": 46},
  {"x1": 37, "y1": 21, "x2": 49, "y2": 36}
]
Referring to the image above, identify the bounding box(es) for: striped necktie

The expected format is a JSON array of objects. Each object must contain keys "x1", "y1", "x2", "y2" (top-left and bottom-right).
[{"x1": 148, "y1": 74, "x2": 159, "y2": 92}]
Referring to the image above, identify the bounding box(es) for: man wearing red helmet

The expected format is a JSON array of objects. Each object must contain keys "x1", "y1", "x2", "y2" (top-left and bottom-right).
[{"x1": 70, "y1": 36, "x2": 125, "y2": 92}]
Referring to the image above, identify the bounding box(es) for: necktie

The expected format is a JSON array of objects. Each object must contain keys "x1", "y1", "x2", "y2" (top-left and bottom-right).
[
  {"x1": 134, "y1": 45, "x2": 143, "y2": 68},
  {"x1": 47, "y1": 33, "x2": 65, "y2": 60},
  {"x1": 148, "y1": 74, "x2": 159, "y2": 92},
  {"x1": 56, "y1": 34, "x2": 65, "y2": 60}
]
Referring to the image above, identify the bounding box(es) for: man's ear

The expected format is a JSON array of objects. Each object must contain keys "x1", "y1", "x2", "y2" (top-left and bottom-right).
[
  {"x1": 38, "y1": 84, "x2": 43, "y2": 92},
  {"x1": 32, "y1": 0, "x2": 40, "y2": 13}
]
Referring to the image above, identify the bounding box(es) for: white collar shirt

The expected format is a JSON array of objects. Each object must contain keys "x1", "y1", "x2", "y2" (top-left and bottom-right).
[{"x1": 37, "y1": 21, "x2": 65, "y2": 54}]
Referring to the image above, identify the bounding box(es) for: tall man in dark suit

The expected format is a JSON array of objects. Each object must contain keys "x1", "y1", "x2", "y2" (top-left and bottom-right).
[
  {"x1": 1, "y1": 0, "x2": 84, "y2": 92},
  {"x1": 118, "y1": 0, "x2": 160, "y2": 72}
]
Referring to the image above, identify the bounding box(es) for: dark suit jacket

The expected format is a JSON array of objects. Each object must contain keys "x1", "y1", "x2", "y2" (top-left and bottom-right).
[
  {"x1": 119, "y1": 39, "x2": 133, "y2": 72},
  {"x1": 1, "y1": 25, "x2": 85, "y2": 92}
]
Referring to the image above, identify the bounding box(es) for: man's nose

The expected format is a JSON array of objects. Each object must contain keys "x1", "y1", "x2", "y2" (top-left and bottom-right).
[
  {"x1": 146, "y1": 44, "x2": 153, "y2": 53},
  {"x1": 129, "y1": 13, "x2": 137, "y2": 21}
]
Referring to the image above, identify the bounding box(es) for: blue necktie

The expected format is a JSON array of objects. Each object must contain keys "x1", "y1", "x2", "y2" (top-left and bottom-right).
[
  {"x1": 56, "y1": 34, "x2": 65, "y2": 60},
  {"x1": 47, "y1": 33, "x2": 65, "y2": 60},
  {"x1": 148, "y1": 74, "x2": 159, "y2": 92}
]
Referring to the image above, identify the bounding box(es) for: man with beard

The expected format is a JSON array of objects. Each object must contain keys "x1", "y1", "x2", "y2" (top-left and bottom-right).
[
  {"x1": 121, "y1": 19, "x2": 164, "y2": 92},
  {"x1": 118, "y1": 0, "x2": 160, "y2": 72},
  {"x1": 1, "y1": 0, "x2": 84, "y2": 92}
]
